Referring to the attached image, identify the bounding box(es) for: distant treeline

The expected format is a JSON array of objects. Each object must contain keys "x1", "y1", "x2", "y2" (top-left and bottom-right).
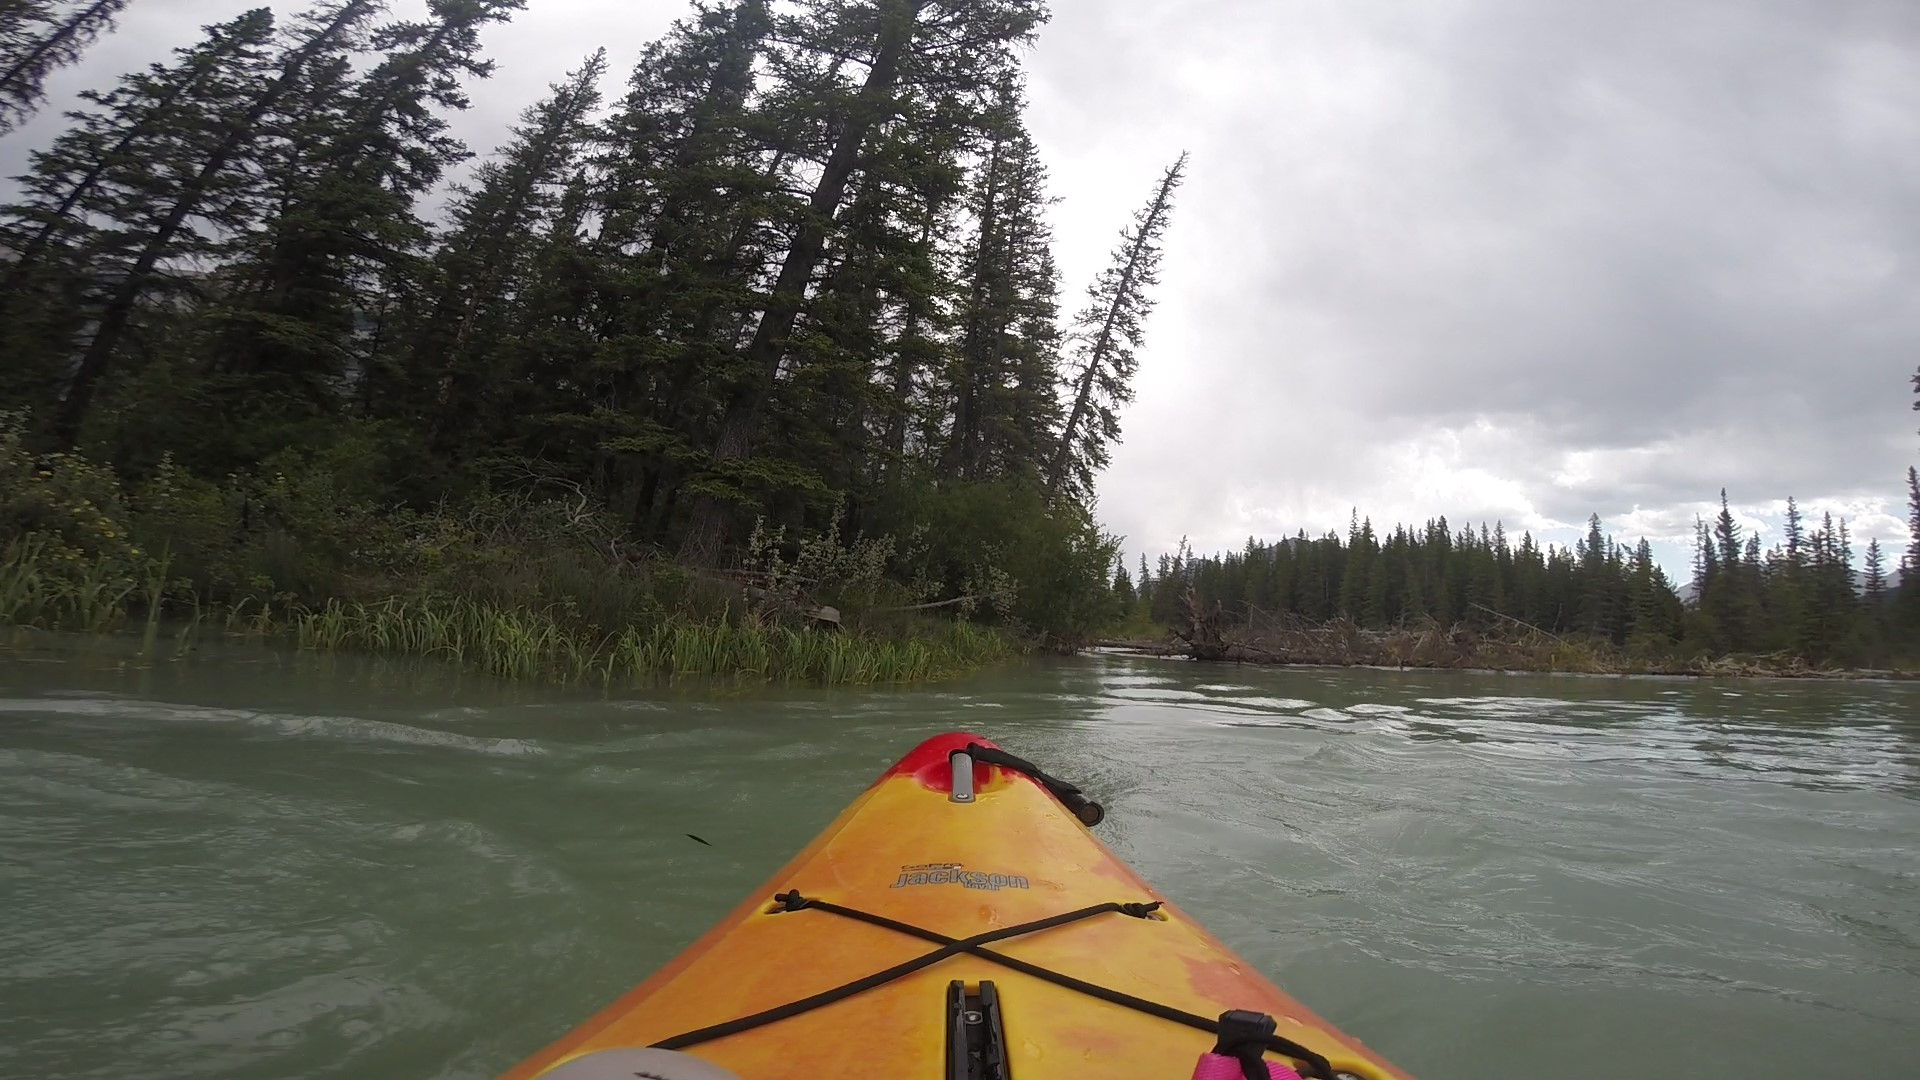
[{"x1": 1127, "y1": 475, "x2": 1920, "y2": 667}]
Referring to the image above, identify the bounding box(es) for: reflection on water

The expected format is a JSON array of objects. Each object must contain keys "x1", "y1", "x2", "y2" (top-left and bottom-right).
[
  {"x1": 1115, "y1": 667, "x2": 1920, "y2": 798},
  {"x1": 1, "y1": 643, "x2": 1917, "y2": 1080}
]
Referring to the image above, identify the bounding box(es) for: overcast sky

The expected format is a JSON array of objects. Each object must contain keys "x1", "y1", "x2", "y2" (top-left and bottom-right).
[{"x1": 9, "y1": 0, "x2": 1918, "y2": 575}]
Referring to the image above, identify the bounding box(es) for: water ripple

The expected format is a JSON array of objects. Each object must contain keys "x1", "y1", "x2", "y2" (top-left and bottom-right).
[{"x1": 2, "y1": 651, "x2": 1917, "y2": 1079}]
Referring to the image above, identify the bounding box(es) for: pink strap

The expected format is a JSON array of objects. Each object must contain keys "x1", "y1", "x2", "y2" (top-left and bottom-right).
[{"x1": 1190, "y1": 1052, "x2": 1304, "y2": 1080}]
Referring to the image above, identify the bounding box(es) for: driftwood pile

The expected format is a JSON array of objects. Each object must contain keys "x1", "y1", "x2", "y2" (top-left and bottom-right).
[
  {"x1": 1106, "y1": 599, "x2": 1912, "y2": 679},
  {"x1": 1168, "y1": 588, "x2": 1230, "y2": 660},
  {"x1": 1162, "y1": 590, "x2": 1524, "y2": 667}
]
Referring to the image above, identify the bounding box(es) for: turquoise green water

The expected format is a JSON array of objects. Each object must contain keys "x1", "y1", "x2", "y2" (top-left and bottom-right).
[{"x1": 3, "y1": 643, "x2": 1917, "y2": 1078}]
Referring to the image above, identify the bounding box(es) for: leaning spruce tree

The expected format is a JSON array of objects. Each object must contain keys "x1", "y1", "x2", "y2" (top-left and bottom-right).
[
  {"x1": 0, "y1": 0, "x2": 130, "y2": 134},
  {"x1": 1046, "y1": 151, "x2": 1188, "y2": 503},
  {"x1": 939, "y1": 85, "x2": 1062, "y2": 485},
  {"x1": 675, "y1": 0, "x2": 1049, "y2": 565},
  {"x1": 414, "y1": 48, "x2": 608, "y2": 456},
  {"x1": 0, "y1": 8, "x2": 274, "y2": 292},
  {"x1": 582, "y1": 0, "x2": 777, "y2": 526},
  {"x1": 0, "y1": 8, "x2": 276, "y2": 416},
  {"x1": 197, "y1": 0, "x2": 524, "y2": 466},
  {"x1": 48, "y1": 0, "x2": 385, "y2": 447}
]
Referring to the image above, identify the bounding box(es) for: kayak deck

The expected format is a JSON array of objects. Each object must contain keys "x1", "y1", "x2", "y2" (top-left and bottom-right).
[{"x1": 502, "y1": 732, "x2": 1412, "y2": 1079}]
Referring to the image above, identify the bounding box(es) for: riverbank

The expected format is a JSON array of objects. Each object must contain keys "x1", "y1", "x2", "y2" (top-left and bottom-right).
[
  {"x1": 1097, "y1": 621, "x2": 1920, "y2": 680},
  {"x1": 0, "y1": 547, "x2": 1019, "y2": 687},
  {"x1": 1, "y1": 604, "x2": 1015, "y2": 687},
  {"x1": 0, "y1": 425, "x2": 1022, "y2": 687}
]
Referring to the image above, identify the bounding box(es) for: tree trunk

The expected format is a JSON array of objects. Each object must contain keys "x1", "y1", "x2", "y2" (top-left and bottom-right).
[
  {"x1": 1174, "y1": 587, "x2": 1230, "y2": 661},
  {"x1": 677, "y1": 0, "x2": 924, "y2": 566}
]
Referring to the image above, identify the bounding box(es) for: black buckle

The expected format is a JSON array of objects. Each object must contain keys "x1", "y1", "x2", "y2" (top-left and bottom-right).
[
  {"x1": 1215, "y1": 1009, "x2": 1277, "y2": 1050},
  {"x1": 1214, "y1": 1010, "x2": 1279, "y2": 1080}
]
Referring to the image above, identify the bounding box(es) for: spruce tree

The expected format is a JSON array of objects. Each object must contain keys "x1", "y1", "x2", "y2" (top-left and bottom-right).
[
  {"x1": 674, "y1": 0, "x2": 923, "y2": 555},
  {"x1": 1, "y1": 8, "x2": 272, "y2": 289},
  {"x1": 488, "y1": 168, "x2": 602, "y2": 462},
  {"x1": 201, "y1": 0, "x2": 524, "y2": 465},
  {"x1": 1802, "y1": 515, "x2": 1833, "y2": 658},
  {"x1": 1337, "y1": 514, "x2": 1375, "y2": 621},
  {"x1": 568, "y1": 0, "x2": 783, "y2": 528},
  {"x1": 1626, "y1": 538, "x2": 1678, "y2": 646},
  {"x1": 1893, "y1": 467, "x2": 1920, "y2": 636},
  {"x1": 939, "y1": 90, "x2": 1061, "y2": 483},
  {"x1": 0, "y1": 8, "x2": 276, "y2": 418},
  {"x1": 402, "y1": 49, "x2": 607, "y2": 459},
  {"x1": 48, "y1": 0, "x2": 384, "y2": 446},
  {"x1": 1781, "y1": 495, "x2": 1804, "y2": 564},
  {"x1": 1702, "y1": 491, "x2": 1757, "y2": 650},
  {"x1": 1713, "y1": 490, "x2": 1741, "y2": 567},
  {"x1": 675, "y1": 0, "x2": 948, "y2": 561},
  {"x1": 1771, "y1": 494, "x2": 1808, "y2": 650},
  {"x1": 1907, "y1": 467, "x2": 1920, "y2": 592},
  {"x1": 1577, "y1": 514, "x2": 1612, "y2": 636},
  {"x1": 0, "y1": 0, "x2": 128, "y2": 133},
  {"x1": 1112, "y1": 558, "x2": 1135, "y2": 609},
  {"x1": 676, "y1": 0, "x2": 1049, "y2": 563},
  {"x1": 1367, "y1": 531, "x2": 1396, "y2": 625},
  {"x1": 876, "y1": 185, "x2": 957, "y2": 482},
  {"x1": 1045, "y1": 151, "x2": 1186, "y2": 502},
  {"x1": 1864, "y1": 538, "x2": 1888, "y2": 604}
]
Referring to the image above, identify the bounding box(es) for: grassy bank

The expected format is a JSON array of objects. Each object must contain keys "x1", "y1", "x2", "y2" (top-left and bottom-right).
[
  {"x1": 290, "y1": 598, "x2": 1011, "y2": 685},
  {"x1": 0, "y1": 422, "x2": 1023, "y2": 686},
  {"x1": 1, "y1": 536, "x2": 1017, "y2": 688}
]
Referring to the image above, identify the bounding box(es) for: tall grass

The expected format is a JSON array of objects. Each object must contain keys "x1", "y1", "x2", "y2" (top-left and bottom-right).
[
  {"x1": 1, "y1": 534, "x2": 144, "y2": 633},
  {"x1": 289, "y1": 597, "x2": 1014, "y2": 687},
  {"x1": 4, "y1": 528, "x2": 1017, "y2": 686}
]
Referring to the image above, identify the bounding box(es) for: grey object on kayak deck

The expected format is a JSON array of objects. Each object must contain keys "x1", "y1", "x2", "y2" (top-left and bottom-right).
[{"x1": 534, "y1": 1048, "x2": 744, "y2": 1079}]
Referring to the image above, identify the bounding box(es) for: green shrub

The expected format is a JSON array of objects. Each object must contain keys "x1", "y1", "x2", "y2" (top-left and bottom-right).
[
  {"x1": 1, "y1": 418, "x2": 1029, "y2": 683},
  {"x1": 0, "y1": 413, "x2": 169, "y2": 630},
  {"x1": 872, "y1": 476, "x2": 1121, "y2": 647}
]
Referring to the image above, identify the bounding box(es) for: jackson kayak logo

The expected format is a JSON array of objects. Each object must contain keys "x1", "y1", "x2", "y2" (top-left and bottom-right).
[{"x1": 891, "y1": 862, "x2": 1029, "y2": 891}]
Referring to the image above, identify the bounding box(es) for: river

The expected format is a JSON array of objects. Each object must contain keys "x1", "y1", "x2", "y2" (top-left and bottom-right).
[{"x1": 2, "y1": 642, "x2": 1917, "y2": 1079}]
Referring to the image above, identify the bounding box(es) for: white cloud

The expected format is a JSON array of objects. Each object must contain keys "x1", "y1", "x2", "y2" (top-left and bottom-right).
[
  {"x1": 5, "y1": 0, "x2": 1915, "y2": 581},
  {"x1": 1027, "y1": 0, "x2": 1920, "y2": 576}
]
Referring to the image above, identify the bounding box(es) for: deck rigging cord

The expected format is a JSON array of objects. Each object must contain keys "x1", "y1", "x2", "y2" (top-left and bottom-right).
[{"x1": 651, "y1": 891, "x2": 1334, "y2": 1080}]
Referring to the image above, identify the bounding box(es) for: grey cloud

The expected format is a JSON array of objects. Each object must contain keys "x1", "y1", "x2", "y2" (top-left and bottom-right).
[
  {"x1": 1048, "y1": 0, "x2": 1920, "y2": 568},
  {"x1": 3, "y1": 0, "x2": 1915, "y2": 574}
]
